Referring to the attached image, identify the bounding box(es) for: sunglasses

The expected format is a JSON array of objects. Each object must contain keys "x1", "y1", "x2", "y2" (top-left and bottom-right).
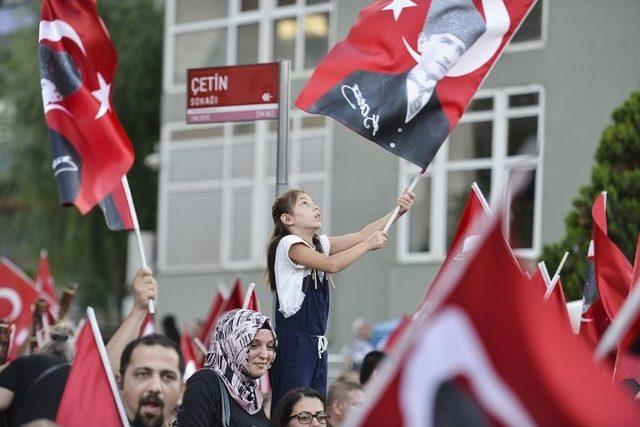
[{"x1": 288, "y1": 411, "x2": 330, "y2": 424}]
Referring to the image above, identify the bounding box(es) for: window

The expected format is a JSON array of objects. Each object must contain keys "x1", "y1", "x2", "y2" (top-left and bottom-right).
[
  {"x1": 158, "y1": 112, "x2": 332, "y2": 272},
  {"x1": 165, "y1": 0, "x2": 333, "y2": 93},
  {"x1": 398, "y1": 85, "x2": 544, "y2": 262},
  {"x1": 508, "y1": 0, "x2": 547, "y2": 51}
]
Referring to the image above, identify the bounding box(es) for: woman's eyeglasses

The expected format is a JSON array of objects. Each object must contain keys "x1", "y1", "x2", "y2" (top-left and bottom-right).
[{"x1": 288, "y1": 411, "x2": 330, "y2": 424}]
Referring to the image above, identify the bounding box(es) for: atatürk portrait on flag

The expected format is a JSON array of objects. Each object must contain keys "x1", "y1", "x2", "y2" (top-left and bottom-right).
[{"x1": 304, "y1": 0, "x2": 491, "y2": 169}]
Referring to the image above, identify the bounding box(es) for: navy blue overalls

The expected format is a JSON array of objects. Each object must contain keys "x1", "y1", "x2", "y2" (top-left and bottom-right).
[{"x1": 269, "y1": 270, "x2": 330, "y2": 408}]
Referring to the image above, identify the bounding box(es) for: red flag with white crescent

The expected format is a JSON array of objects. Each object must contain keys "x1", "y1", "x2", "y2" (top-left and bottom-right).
[
  {"x1": 0, "y1": 258, "x2": 39, "y2": 360},
  {"x1": 39, "y1": 0, "x2": 134, "y2": 214},
  {"x1": 349, "y1": 214, "x2": 640, "y2": 427},
  {"x1": 297, "y1": 0, "x2": 538, "y2": 169}
]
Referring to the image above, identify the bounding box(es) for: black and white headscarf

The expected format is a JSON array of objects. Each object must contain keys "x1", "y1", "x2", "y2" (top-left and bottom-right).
[{"x1": 204, "y1": 309, "x2": 275, "y2": 415}]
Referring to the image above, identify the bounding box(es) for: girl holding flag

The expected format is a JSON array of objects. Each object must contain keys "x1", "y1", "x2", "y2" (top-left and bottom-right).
[{"x1": 266, "y1": 188, "x2": 414, "y2": 406}]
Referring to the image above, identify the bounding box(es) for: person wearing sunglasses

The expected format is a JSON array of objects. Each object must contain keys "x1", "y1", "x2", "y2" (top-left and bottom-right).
[
  {"x1": 175, "y1": 309, "x2": 276, "y2": 427},
  {"x1": 270, "y1": 388, "x2": 330, "y2": 427}
]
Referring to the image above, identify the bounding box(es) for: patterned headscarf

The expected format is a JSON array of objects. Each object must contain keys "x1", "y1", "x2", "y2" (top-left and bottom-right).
[{"x1": 204, "y1": 309, "x2": 276, "y2": 415}]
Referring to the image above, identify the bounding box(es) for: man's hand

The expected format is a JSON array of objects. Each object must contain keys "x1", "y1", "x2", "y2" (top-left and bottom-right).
[{"x1": 132, "y1": 267, "x2": 157, "y2": 313}]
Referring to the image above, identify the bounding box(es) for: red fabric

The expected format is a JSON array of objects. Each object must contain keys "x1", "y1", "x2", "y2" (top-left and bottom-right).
[
  {"x1": 36, "y1": 250, "x2": 60, "y2": 322},
  {"x1": 547, "y1": 278, "x2": 573, "y2": 335},
  {"x1": 416, "y1": 185, "x2": 490, "y2": 311},
  {"x1": 620, "y1": 235, "x2": 640, "y2": 352},
  {"x1": 138, "y1": 311, "x2": 154, "y2": 337},
  {"x1": 40, "y1": 0, "x2": 134, "y2": 213},
  {"x1": 198, "y1": 291, "x2": 228, "y2": 348},
  {"x1": 101, "y1": 178, "x2": 135, "y2": 231},
  {"x1": 614, "y1": 235, "x2": 640, "y2": 384},
  {"x1": 296, "y1": 0, "x2": 537, "y2": 141},
  {"x1": 382, "y1": 314, "x2": 411, "y2": 352},
  {"x1": 530, "y1": 267, "x2": 547, "y2": 299},
  {"x1": 180, "y1": 328, "x2": 202, "y2": 380},
  {"x1": 56, "y1": 320, "x2": 125, "y2": 427},
  {"x1": 0, "y1": 258, "x2": 39, "y2": 360},
  {"x1": 352, "y1": 216, "x2": 640, "y2": 427},
  {"x1": 244, "y1": 287, "x2": 260, "y2": 312},
  {"x1": 219, "y1": 279, "x2": 245, "y2": 317},
  {"x1": 592, "y1": 194, "x2": 633, "y2": 322}
]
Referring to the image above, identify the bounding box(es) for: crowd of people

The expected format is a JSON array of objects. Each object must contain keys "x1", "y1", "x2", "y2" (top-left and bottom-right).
[{"x1": 0, "y1": 188, "x2": 411, "y2": 426}]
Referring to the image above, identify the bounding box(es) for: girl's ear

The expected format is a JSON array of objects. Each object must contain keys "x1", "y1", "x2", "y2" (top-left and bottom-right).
[{"x1": 280, "y1": 213, "x2": 293, "y2": 226}]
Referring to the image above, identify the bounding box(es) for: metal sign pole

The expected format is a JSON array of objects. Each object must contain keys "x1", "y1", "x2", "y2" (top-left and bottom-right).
[{"x1": 275, "y1": 59, "x2": 291, "y2": 198}]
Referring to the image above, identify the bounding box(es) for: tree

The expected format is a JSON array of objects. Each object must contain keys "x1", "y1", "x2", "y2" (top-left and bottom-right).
[
  {"x1": 540, "y1": 91, "x2": 640, "y2": 300},
  {"x1": 0, "y1": 0, "x2": 163, "y2": 316}
]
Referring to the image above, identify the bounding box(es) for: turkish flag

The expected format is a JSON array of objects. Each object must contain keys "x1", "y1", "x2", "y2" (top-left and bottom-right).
[
  {"x1": 613, "y1": 235, "x2": 640, "y2": 386},
  {"x1": 56, "y1": 308, "x2": 129, "y2": 427},
  {"x1": 382, "y1": 314, "x2": 411, "y2": 353},
  {"x1": 218, "y1": 279, "x2": 245, "y2": 320},
  {"x1": 243, "y1": 283, "x2": 261, "y2": 312},
  {"x1": 39, "y1": 0, "x2": 134, "y2": 214},
  {"x1": 592, "y1": 193, "x2": 633, "y2": 322},
  {"x1": 297, "y1": 0, "x2": 538, "y2": 169},
  {"x1": 198, "y1": 288, "x2": 229, "y2": 350},
  {"x1": 36, "y1": 249, "x2": 60, "y2": 322},
  {"x1": 180, "y1": 328, "x2": 201, "y2": 381},
  {"x1": 416, "y1": 183, "x2": 490, "y2": 312},
  {"x1": 0, "y1": 258, "x2": 39, "y2": 360},
  {"x1": 349, "y1": 214, "x2": 640, "y2": 427},
  {"x1": 99, "y1": 176, "x2": 136, "y2": 231}
]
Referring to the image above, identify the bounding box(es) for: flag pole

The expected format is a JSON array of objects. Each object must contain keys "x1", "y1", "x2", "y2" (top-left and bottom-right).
[
  {"x1": 543, "y1": 251, "x2": 569, "y2": 300},
  {"x1": 242, "y1": 282, "x2": 256, "y2": 309},
  {"x1": 595, "y1": 277, "x2": 640, "y2": 360},
  {"x1": 275, "y1": 59, "x2": 291, "y2": 198},
  {"x1": 87, "y1": 307, "x2": 131, "y2": 427},
  {"x1": 383, "y1": 169, "x2": 425, "y2": 233},
  {"x1": 121, "y1": 176, "x2": 154, "y2": 314}
]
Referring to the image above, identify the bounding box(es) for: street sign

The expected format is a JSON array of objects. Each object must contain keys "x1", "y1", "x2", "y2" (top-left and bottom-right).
[{"x1": 186, "y1": 63, "x2": 279, "y2": 124}]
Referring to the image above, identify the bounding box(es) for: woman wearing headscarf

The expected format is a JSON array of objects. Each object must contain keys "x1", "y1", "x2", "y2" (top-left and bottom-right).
[{"x1": 175, "y1": 309, "x2": 276, "y2": 427}]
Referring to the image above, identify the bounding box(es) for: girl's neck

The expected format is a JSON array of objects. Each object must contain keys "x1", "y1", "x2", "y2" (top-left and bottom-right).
[{"x1": 289, "y1": 227, "x2": 316, "y2": 246}]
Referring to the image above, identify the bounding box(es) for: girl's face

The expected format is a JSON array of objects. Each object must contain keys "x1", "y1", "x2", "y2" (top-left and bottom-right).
[
  {"x1": 247, "y1": 328, "x2": 276, "y2": 378},
  {"x1": 288, "y1": 193, "x2": 322, "y2": 230},
  {"x1": 288, "y1": 397, "x2": 327, "y2": 427}
]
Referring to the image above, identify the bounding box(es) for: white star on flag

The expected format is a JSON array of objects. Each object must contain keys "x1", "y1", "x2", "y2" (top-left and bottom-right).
[
  {"x1": 91, "y1": 73, "x2": 111, "y2": 119},
  {"x1": 382, "y1": 0, "x2": 417, "y2": 21}
]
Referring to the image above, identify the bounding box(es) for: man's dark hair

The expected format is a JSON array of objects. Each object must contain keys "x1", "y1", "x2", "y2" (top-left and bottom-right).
[
  {"x1": 270, "y1": 388, "x2": 325, "y2": 427},
  {"x1": 360, "y1": 350, "x2": 386, "y2": 385},
  {"x1": 120, "y1": 333, "x2": 185, "y2": 379}
]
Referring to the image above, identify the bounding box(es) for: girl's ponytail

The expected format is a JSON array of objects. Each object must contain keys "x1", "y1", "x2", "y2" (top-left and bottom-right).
[{"x1": 266, "y1": 189, "x2": 303, "y2": 291}]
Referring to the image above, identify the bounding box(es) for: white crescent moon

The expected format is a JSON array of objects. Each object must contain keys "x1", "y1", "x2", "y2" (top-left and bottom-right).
[
  {"x1": 402, "y1": 0, "x2": 510, "y2": 77},
  {"x1": 39, "y1": 20, "x2": 87, "y2": 56},
  {"x1": 0, "y1": 288, "x2": 23, "y2": 322},
  {"x1": 44, "y1": 103, "x2": 72, "y2": 116}
]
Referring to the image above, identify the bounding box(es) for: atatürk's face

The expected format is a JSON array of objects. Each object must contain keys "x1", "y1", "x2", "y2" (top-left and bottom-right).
[{"x1": 417, "y1": 33, "x2": 466, "y2": 81}]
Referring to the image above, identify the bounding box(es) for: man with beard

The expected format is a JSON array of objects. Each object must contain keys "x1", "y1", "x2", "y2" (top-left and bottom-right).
[{"x1": 117, "y1": 334, "x2": 185, "y2": 427}]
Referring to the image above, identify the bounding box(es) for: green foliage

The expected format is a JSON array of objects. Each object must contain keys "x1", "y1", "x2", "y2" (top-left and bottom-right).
[
  {"x1": 540, "y1": 91, "x2": 640, "y2": 300},
  {"x1": 0, "y1": 0, "x2": 163, "y2": 314}
]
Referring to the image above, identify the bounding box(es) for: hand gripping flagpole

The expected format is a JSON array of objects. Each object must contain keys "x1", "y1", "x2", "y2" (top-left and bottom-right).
[
  {"x1": 382, "y1": 169, "x2": 425, "y2": 233},
  {"x1": 121, "y1": 176, "x2": 155, "y2": 314}
]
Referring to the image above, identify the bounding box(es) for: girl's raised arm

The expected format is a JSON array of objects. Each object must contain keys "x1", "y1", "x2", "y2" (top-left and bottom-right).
[
  {"x1": 290, "y1": 231, "x2": 388, "y2": 274},
  {"x1": 328, "y1": 190, "x2": 415, "y2": 254}
]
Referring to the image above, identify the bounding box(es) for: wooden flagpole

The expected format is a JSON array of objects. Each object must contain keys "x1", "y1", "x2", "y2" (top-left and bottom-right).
[{"x1": 121, "y1": 176, "x2": 154, "y2": 314}]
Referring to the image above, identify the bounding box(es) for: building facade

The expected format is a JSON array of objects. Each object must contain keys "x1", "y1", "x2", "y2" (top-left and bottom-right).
[{"x1": 156, "y1": 0, "x2": 640, "y2": 349}]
